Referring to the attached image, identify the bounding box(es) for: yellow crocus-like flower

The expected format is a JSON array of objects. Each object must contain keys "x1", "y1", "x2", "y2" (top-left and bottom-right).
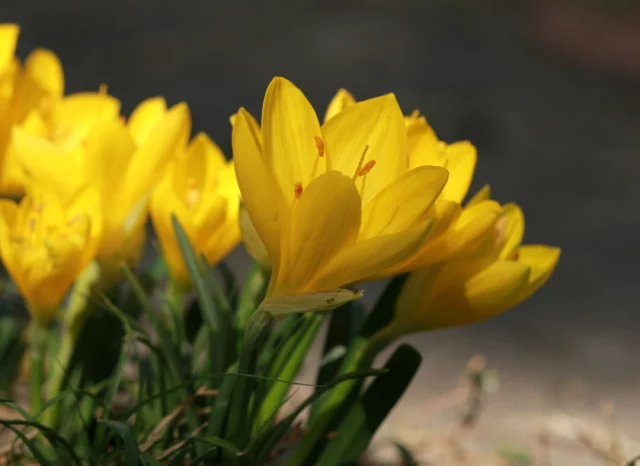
[
  {"x1": 150, "y1": 132, "x2": 241, "y2": 290},
  {"x1": 13, "y1": 98, "x2": 190, "y2": 280},
  {"x1": 0, "y1": 24, "x2": 65, "y2": 194},
  {"x1": 324, "y1": 89, "x2": 485, "y2": 276},
  {"x1": 233, "y1": 77, "x2": 449, "y2": 313},
  {"x1": 0, "y1": 24, "x2": 120, "y2": 194},
  {"x1": 390, "y1": 195, "x2": 560, "y2": 334},
  {"x1": 0, "y1": 185, "x2": 101, "y2": 324}
]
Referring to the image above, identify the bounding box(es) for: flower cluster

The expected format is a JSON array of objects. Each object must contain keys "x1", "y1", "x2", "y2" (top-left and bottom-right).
[
  {"x1": 0, "y1": 24, "x2": 558, "y2": 332},
  {"x1": 0, "y1": 22, "x2": 561, "y2": 465}
]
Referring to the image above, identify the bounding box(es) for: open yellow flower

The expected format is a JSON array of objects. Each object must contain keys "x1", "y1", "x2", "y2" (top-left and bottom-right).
[
  {"x1": 233, "y1": 77, "x2": 449, "y2": 313},
  {"x1": 0, "y1": 24, "x2": 66, "y2": 194},
  {"x1": 390, "y1": 196, "x2": 560, "y2": 334},
  {"x1": 150, "y1": 132, "x2": 241, "y2": 291},
  {"x1": 13, "y1": 98, "x2": 191, "y2": 281},
  {"x1": 0, "y1": 185, "x2": 101, "y2": 324}
]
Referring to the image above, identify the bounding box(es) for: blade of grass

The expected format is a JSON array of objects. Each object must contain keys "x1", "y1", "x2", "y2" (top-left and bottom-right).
[
  {"x1": 98, "y1": 420, "x2": 143, "y2": 466},
  {"x1": 314, "y1": 344, "x2": 422, "y2": 465},
  {"x1": 248, "y1": 368, "x2": 385, "y2": 466},
  {"x1": 171, "y1": 216, "x2": 224, "y2": 373},
  {"x1": 120, "y1": 265, "x2": 199, "y2": 433},
  {"x1": 253, "y1": 313, "x2": 324, "y2": 432}
]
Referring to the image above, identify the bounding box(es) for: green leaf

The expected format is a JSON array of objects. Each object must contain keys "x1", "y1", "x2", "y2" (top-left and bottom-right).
[
  {"x1": 0, "y1": 418, "x2": 82, "y2": 465},
  {"x1": 235, "y1": 262, "x2": 268, "y2": 338},
  {"x1": 171, "y1": 216, "x2": 225, "y2": 373},
  {"x1": 98, "y1": 420, "x2": 143, "y2": 466},
  {"x1": 193, "y1": 435, "x2": 242, "y2": 456},
  {"x1": 207, "y1": 362, "x2": 237, "y2": 438},
  {"x1": 309, "y1": 300, "x2": 366, "y2": 424},
  {"x1": 360, "y1": 275, "x2": 407, "y2": 339},
  {"x1": 314, "y1": 344, "x2": 422, "y2": 465},
  {"x1": 120, "y1": 266, "x2": 200, "y2": 434},
  {"x1": 253, "y1": 313, "x2": 324, "y2": 432},
  {"x1": 248, "y1": 368, "x2": 385, "y2": 466},
  {"x1": 257, "y1": 314, "x2": 303, "y2": 376},
  {"x1": 0, "y1": 314, "x2": 26, "y2": 396},
  {"x1": 3, "y1": 424, "x2": 51, "y2": 465}
]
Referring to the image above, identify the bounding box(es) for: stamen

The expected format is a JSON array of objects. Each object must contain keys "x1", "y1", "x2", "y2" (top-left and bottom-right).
[
  {"x1": 351, "y1": 145, "x2": 370, "y2": 182},
  {"x1": 29, "y1": 218, "x2": 36, "y2": 231},
  {"x1": 314, "y1": 136, "x2": 325, "y2": 157},
  {"x1": 67, "y1": 214, "x2": 81, "y2": 226},
  {"x1": 119, "y1": 115, "x2": 126, "y2": 124},
  {"x1": 294, "y1": 182, "x2": 303, "y2": 200},
  {"x1": 358, "y1": 160, "x2": 376, "y2": 177}
]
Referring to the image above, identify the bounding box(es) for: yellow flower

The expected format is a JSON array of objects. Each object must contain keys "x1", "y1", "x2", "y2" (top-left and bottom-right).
[
  {"x1": 0, "y1": 185, "x2": 101, "y2": 324},
  {"x1": 324, "y1": 89, "x2": 484, "y2": 276},
  {"x1": 150, "y1": 132, "x2": 241, "y2": 290},
  {"x1": 0, "y1": 24, "x2": 66, "y2": 194},
  {"x1": 390, "y1": 195, "x2": 560, "y2": 334},
  {"x1": 14, "y1": 98, "x2": 191, "y2": 280},
  {"x1": 233, "y1": 77, "x2": 448, "y2": 313}
]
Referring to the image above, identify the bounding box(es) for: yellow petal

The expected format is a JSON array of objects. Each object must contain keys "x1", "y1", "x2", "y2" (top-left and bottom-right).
[
  {"x1": 23, "y1": 48, "x2": 64, "y2": 97},
  {"x1": 128, "y1": 96, "x2": 167, "y2": 146},
  {"x1": 275, "y1": 171, "x2": 361, "y2": 296},
  {"x1": 54, "y1": 92, "x2": 121, "y2": 147},
  {"x1": 239, "y1": 202, "x2": 271, "y2": 270},
  {"x1": 122, "y1": 102, "x2": 190, "y2": 212},
  {"x1": 405, "y1": 116, "x2": 443, "y2": 169},
  {"x1": 10, "y1": 48, "x2": 63, "y2": 124},
  {"x1": 382, "y1": 200, "x2": 461, "y2": 275},
  {"x1": 262, "y1": 77, "x2": 324, "y2": 197},
  {"x1": 233, "y1": 107, "x2": 281, "y2": 263},
  {"x1": 176, "y1": 132, "x2": 226, "y2": 193},
  {"x1": 191, "y1": 195, "x2": 228, "y2": 246},
  {"x1": 498, "y1": 203, "x2": 524, "y2": 260},
  {"x1": 65, "y1": 185, "x2": 103, "y2": 267},
  {"x1": 466, "y1": 184, "x2": 491, "y2": 206},
  {"x1": 230, "y1": 108, "x2": 262, "y2": 146},
  {"x1": 360, "y1": 165, "x2": 448, "y2": 239},
  {"x1": 310, "y1": 222, "x2": 432, "y2": 290},
  {"x1": 322, "y1": 93, "x2": 407, "y2": 204},
  {"x1": 396, "y1": 258, "x2": 531, "y2": 333},
  {"x1": 441, "y1": 141, "x2": 476, "y2": 203},
  {"x1": 84, "y1": 119, "x2": 136, "y2": 195},
  {"x1": 0, "y1": 24, "x2": 19, "y2": 72},
  {"x1": 324, "y1": 88, "x2": 356, "y2": 123},
  {"x1": 12, "y1": 126, "x2": 84, "y2": 199},
  {"x1": 150, "y1": 184, "x2": 192, "y2": 288},
  {"x1": 258, "y1": 288, "x2": 363, "y2": 317},
  {"x1": 409, "y1": 199, "x2": 502, "y2": 267},
  {"x1": 516, "y1": 245, "x2": 560, "y2": 301}
]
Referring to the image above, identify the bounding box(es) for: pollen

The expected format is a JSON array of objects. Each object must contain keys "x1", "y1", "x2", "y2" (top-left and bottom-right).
[
  {"x1": 358, "y1": 160, "x2": 376, "y2": 177},
  {"x1": 314, "y1": 136, "x2": 325, "y2": 157},
  {"x1": 294, "y1": 182, "x2": 303, "y2": 199}
]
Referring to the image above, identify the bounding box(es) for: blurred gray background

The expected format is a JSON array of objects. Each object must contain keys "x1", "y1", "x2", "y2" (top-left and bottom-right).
[{"x1": 3, "y1": 0, "x2": 640, "y2": 459}]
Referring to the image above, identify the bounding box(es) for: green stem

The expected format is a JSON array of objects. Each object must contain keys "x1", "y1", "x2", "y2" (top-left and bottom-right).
[
  {"x1": 165, "y1": 279, "x2": 186, "y2": 345},
  {"x1": 29, "y1": 321, "x2": 49, "y2": 417},
  {"x1": 225, "y1": 310, "x2": 273, "y2": 463},
  {"x1": 44, "y1": 262, "x2": 102, "y2": 428},
  {"x1": 286, "y1": 326, "x2": 394, "y2": 466}
]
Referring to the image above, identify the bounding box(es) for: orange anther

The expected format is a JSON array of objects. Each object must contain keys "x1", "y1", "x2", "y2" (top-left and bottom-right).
[
  {"x1": 314, "y1": 136, "x2": 325, "y2": 157},
  {"x1": 358, "y1": 160, "x2": 376, "y2": 177},
  {"x1": 294, "y1": 182, "x2": 303, "y2": 199}
]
